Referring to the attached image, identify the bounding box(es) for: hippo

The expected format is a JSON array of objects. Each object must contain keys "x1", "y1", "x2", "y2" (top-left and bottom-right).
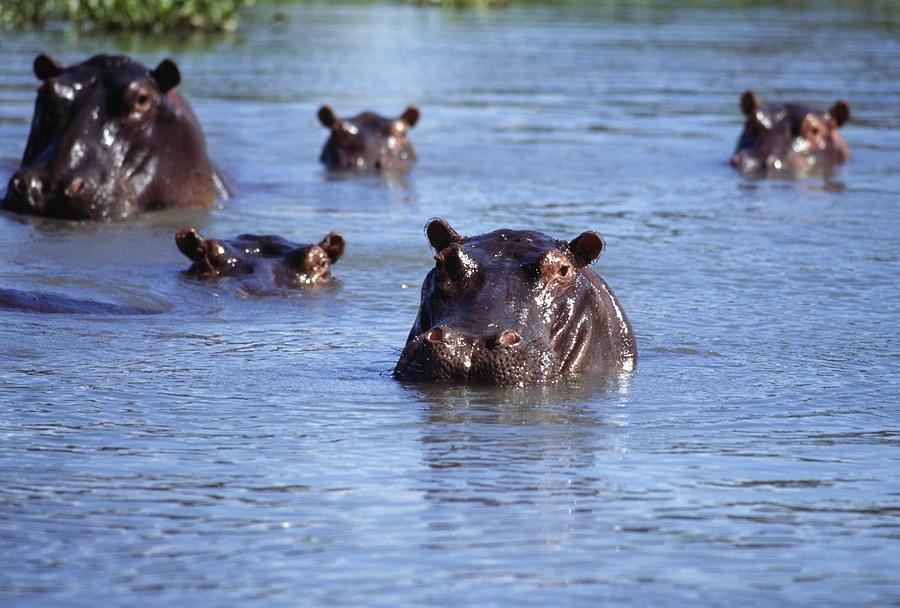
[
  {"x1": 394, "y1": 219, "x2": 637, "y2": 385},
  {"x1": 731, "y1": 90, "x2": 851, "y2": 176},
  {"x1": 317, "y1": 105, "x2": 419, "y2": 172},
  {"x1": 2, "y1": 53, "x2": 225, "y2": 221},
  {"x1": 0, "y1": 288, "x2": 157, "y2": 315},
  {"x1": 175, "y1": 228, "x2": 345, "y2": 290}
]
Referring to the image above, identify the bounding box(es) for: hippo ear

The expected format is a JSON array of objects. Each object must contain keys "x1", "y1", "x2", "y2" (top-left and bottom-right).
[
  {"x1": 426, "y1": 218, "x2": 463, "y2": 252},
  {"x1": 151, "y1": 59, "x2": 181, "y2": 93},
  {"x1": 34, "y1": 54, "x2": 63, "y2": 81},
  {"x1": 318, "y1": 105, "x2": 339, "y2": 129},
  {"x1": 175, "y1": 227, "x2": 205, "y2": 261},
  {"x1": 400, "y1": 106, "x2": 420, "y2": 128},
  {"x1": 740, "y1": 90, "x2": 761, "y2": 116},
  {"x1": 828, "y1": 100, "x2": 851, "y2": 127},
  {"x1": 319, "y1": 232, "x2": 345, "y2": 263},
  {"x1": 569, "y1": 231, "x2": 605, "y2": 268}
]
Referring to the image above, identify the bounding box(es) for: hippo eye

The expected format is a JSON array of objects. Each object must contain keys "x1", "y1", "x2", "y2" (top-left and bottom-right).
[
  {"x1": 134, "y1": 93, "x2": 151, "y2": 113},
  {"x1": 532, "y1": 252, "x2": 574, "y2": 286}
]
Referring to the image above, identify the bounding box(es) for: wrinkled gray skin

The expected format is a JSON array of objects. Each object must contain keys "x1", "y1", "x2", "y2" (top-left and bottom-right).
[
  {"x1": 3, "y1": 53, "x2": 224, "y2": 221},
  {"x1": 175, "y1": 228, "x2": 345, "y2": 290},
  {"x1": 394, "y1": 219, "x2": 637, "y2": 386},
  {"x1": 731, "y1": 90, "x2": 851, "y2": 177},
  {"x1": 318, "y1": 105, "x2": 419, "y2": 172}
]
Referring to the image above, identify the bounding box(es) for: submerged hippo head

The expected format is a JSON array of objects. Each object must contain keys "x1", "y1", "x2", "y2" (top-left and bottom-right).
[
  {"x1": 731, "y1": 90, "x2": 851, "y2": 176},
  {"x1": 317, "y1": 105, "x2": 419, "y2": 172},
  {"x1": 394, "y1": 219, "x2": 637, "y2": 386},
  {"x1": 175, "y1": 228, "x2": 345, "y2": 290},
  {"x1": 3, "y1": 53, "x2": 221, "y2": 220}
]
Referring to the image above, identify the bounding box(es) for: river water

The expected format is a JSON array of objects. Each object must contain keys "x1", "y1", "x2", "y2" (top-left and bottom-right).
[{"x1": 1, "y1": 2, "x2": 898, "y2": 606}]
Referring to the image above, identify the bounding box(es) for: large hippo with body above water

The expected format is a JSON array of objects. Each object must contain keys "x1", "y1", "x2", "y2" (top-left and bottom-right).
[
  {"x1": 317, "y1": 105, "x2": 419, "y2": 172},
  {"x1": 731, "y1": 90, "x2": 851, "y2": 177},
  {"x1": 394, "y1": 219, "x2": 636, "y2": 386},
  {"x1": 175, "y1": 228, "x2": 345, "y2": 291},
  {"x1": 2, "y1": 53, "x2": 226, "y2": 221}
]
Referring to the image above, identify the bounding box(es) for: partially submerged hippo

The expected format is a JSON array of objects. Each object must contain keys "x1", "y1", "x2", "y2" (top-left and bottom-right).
[
  {"x1": 0, "y1": 288, "x2": 157, "y2": 315},
  {"x1": 3, "y1": 53, "x2": 225, "y2": 221},
  {"x1": 175, "y1": 228, "x2": 345, "y2": 290},
  {"x1": 394, "y1": 219, "x2": 637, "y2": 385},
  {"x1": 317, "y1": 105, "x2": 419, "y2": 172},
  {"x1": 731, "y1": 90, "x2": 851, "y2": 176}
]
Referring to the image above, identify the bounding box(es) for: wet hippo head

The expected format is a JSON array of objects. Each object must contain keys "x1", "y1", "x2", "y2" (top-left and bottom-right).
[
  {"x1": 731, "y1": 90, "x2": 851, "y2": 177},
  {"x1": 175, "y1": 228, "x2": 345, "y2": 289},
  {"x1": 3, "y1": 53, "x2": 221, "y2": 220},
  {"x1": 317, "y1": 105, "x2": 419, "y2": 172},
  {"x1": 394, "y1": 219, "x2": 637, "y2": 386}
]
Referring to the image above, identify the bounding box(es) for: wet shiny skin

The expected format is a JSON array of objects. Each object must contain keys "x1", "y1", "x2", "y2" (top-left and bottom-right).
[
  {"x1": 175, "y1": 229, "x2": 345, "y2": 291},
  {"x1": 2, "y1": 54, "x2": 221, "y2": 220},
  {"x1": 395, "y1": 219, "x2": 636, "y2": 385}
]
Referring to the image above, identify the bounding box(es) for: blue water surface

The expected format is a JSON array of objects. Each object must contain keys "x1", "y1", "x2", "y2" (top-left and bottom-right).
[{"x1": 0, "y1": 3, "x2": 898, "y2": 606}]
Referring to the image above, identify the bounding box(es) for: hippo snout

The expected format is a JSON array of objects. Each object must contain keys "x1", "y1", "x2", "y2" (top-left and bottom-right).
[
  {"x1": 4, "y1": 167, "x2": 102, "y2": 218},
  {"x1": 5, "y1": 168, "x2": 48, "y2": 213},
  {"x1": 395, "y1": 325, "x2": 536, "y2": 385}
]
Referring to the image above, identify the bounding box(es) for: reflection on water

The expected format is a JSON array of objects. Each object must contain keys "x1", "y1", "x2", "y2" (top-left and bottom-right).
[{"x1": 1, "y1": 1, "x2": 899, "y2": 606}]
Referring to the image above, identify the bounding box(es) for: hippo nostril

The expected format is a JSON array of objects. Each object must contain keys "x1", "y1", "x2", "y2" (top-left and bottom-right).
[
  {"x1": 498, "y1": 330, "x2": 521, "y2": 347},
  {"x1": 425, "y1": 327, "x2": 445, "y2": 343},
  {"x1": 65, "y1": 178, "x2": 84, "y2": 198},
  {"x1": 11, "y1": 171, "x2": 42, "y2": 198},
  {"x1": 10, "y1": 175, "x2": 25, "y2": 195},
  {"x1": 28, "y1": 175, "x2": 44, "y2": 198}
]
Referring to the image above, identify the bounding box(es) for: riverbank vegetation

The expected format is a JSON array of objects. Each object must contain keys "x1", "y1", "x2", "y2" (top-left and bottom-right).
[
  {"x1": 1, "y1": 0, "x2": 505, "y2": 31},
  {"x1": 1, "y1": 0, "x2": 248, "y2": 32},
  {"x1": 3, "y1": 0, "x2": 896, "y2": 32}
]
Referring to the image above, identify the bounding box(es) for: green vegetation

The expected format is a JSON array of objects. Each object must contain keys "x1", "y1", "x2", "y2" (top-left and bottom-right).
[
  {"x1": 410, "y1": 0, "x2": 507, "y2": 7},
  {"x1": 3, "y1": 0, "x2": 897, "y2": 32},
  {"x1": 1, "y1": 0, "x2": 249, "y2": 32}
]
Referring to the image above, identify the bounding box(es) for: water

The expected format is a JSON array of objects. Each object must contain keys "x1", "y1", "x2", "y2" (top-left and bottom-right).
[{"x1": 1, "y1": 3, "x2": 899, "y2": 606}]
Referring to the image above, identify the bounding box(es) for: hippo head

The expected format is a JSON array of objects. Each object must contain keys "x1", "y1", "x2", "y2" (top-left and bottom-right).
[
  {"x1": 394, "y1": 219, "x2": 637, "y2": 386},
  {"x1": 731, "y1": 90, "x2": 851, "y2": 176},
  {"x1": 3, "y1": 53, "x2": 217, "y2": 220},
  {"x1": 175, "y1": 228, "x2": 345, "y2": 289},
  {"x1": 317, "y1": 105, "x2": 419, "y2": 172}
]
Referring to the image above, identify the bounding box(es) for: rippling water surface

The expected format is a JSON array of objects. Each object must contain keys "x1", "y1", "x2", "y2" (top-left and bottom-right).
[{"x1": 1, "y1": 3, "x2": 899, "y2": 606}]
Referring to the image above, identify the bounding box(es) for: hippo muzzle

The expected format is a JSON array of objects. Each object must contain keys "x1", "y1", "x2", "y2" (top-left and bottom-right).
[{"x1": 395, "y1": 325, "x2": 552, "y2": 385}]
